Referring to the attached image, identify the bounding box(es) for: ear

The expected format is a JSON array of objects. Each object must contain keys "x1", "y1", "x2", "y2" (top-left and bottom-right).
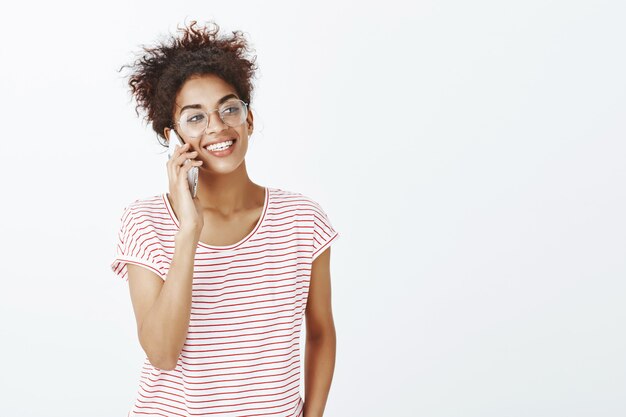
[
  {"x1": 163, "y1": 127, "x2": 170, "y2": 142},
  {"x1": 246, "y1": 108, "x2": 254, "y2": 134}
]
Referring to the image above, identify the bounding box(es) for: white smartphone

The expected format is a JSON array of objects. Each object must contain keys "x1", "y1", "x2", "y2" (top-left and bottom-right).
[{"x1": 167, "y1": 130, "x2": 198, "y2": 198}]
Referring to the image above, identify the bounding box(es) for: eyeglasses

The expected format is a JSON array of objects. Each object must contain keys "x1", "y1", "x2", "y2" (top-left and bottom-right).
[{"x1": 171, "y1": 99, "x2": 249, "y2": 139}]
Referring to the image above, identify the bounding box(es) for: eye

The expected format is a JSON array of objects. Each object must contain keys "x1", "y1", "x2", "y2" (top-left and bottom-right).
[
  {"x1": 222, "y1": 105, "x2": 242, "y2": 115},
  {"x1": 188, "y1": 114, "x2": 205, "y2": 123}
]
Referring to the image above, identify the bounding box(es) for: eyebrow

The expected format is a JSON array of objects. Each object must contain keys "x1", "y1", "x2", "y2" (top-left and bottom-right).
[{"x1": 179, "y1": 93, "x2": 239, "y2": 114}]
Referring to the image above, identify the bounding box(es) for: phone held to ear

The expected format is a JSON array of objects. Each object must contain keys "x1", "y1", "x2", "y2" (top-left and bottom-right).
[{"x1": 167, "y1": 130, "x2": 199, "y2": 198}]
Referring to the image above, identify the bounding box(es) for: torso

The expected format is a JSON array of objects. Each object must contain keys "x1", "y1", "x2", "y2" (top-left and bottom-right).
[
  {"x1": 198, "y1": 185, "x2": 266, "y2": 247},
  {"x1": 199, "y1": 204, "x2": 264, "y2": 246}
]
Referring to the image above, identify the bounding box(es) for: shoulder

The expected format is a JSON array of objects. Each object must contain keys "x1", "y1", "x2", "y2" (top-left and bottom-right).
[
  {"x1": 269, "y1": 187, "x2": 326, "y2": 214},
  {"x1": 118, "y1": 193, "x2": 166, "y2": 227}
]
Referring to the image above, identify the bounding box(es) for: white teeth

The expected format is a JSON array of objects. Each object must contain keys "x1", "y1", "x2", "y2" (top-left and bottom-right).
[{"x1": 206, "y1": 139, "x2": 234, "y2": 151}]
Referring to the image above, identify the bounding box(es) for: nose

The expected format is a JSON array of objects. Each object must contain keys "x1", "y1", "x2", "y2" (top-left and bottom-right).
[{"x1": 204, "y1": 110, "x2": 228, "y2": 135}]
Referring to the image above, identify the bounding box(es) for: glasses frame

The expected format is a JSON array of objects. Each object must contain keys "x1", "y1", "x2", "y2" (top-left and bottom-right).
[{"x1": 170, "y1": 99, "x2": 249, "y2": 138}]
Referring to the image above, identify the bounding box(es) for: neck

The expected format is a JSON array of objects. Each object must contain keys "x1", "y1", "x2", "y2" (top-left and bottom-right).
[{"x1": 194, "y1": 162, "x2": 261, "y2": 216}]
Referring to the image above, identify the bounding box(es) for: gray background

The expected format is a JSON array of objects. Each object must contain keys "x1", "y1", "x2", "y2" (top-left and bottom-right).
[{"x1": 0, "y1": 1, "x2": 624, "y2": 416}]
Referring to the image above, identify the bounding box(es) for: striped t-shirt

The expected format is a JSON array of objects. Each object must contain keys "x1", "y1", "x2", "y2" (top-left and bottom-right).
[{"x1": 110, "y1": 186, "x2": 339, "y2": 417}]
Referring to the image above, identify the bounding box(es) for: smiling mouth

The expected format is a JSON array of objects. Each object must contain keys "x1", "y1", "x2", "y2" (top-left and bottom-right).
[{"x1": 205, "y1": 139, "x2": 236, "y2": 152}]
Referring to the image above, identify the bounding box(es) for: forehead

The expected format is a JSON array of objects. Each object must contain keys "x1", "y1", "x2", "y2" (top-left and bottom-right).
[{"x1": 175, "y1": 74, "x2": 237, "y2": 110}]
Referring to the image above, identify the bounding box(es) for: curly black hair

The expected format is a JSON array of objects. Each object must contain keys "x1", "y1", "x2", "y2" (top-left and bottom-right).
[{"x1": 118, "y1": 19, "x2": 259, "y2": 147}]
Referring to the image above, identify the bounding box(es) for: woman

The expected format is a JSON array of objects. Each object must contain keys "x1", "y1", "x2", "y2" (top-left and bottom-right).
[{"x1": 110, "y1": 20, "x2": 339, "y2": 417}]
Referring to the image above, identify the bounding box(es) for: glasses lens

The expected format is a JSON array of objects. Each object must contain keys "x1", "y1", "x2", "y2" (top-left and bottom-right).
[
  {"x1": 179, "y1": 110, "x2": 207, "y2": 138},
  {"x1": 220, "y1": 99, "x2": 246, "y2": 127},
  {"x1": 178, "y1": 100, "x2": 247, "y2": 138}
]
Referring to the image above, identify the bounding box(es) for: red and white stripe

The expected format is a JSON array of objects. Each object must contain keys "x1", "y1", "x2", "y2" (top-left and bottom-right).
[{"x1": 111, "y1": 187, "x2": 339, "y2": 417}]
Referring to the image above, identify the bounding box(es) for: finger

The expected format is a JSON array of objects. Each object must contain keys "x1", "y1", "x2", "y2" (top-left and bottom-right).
[
  {"x1": 178, "y1": 143, "x2": 190, "y2": 155},
  {"x1": 181, "y1": 159, "x2": 202, "y2": 174},
  {"x1": 168, "y1": 149, "x2": 197, "y2": 174},
  {"x1": 176, "y1": 150, "x2": 199, "y2": 166},
  {"x1": 166, "y1": 151, "x2": 179, "y2": 182},
  {"x1": 179, "y1": 161, "x2": 201, "y2": 189},
  {"x1": 170, "y1": 143, "x2": 188, "y2": 159},
  {"x1": 167, "y1": 143, "x2": 194, "y2": 187},
  {"x1": 167, "y1": 149, "x2": 187, "y2": 184},
  {"x1": 169, "y1": 143, "x2": 187, "y2": 161},
  {"x1": 166, "y1": 156, "x2": 175, "y2": 186}
]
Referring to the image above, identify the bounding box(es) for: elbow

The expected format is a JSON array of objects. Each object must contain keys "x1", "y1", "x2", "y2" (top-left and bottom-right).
[
  {"x1": 157, "y1": 362, "x2": 178, "y2": 372},
  {"x1": 142, "y1": 341, "x2": 178, "y2": 371},
  {"x1": 306, "y1": 323, "x2": 337, "y2": 343},
  {"x1": 140, "y1": 331, "x2": 180, "y2": 371},
  {"x1": 148, "y1": 354, "x2": 178, "y2": 371},
  {"x1": 305, "y1": 308, "x2": 336, "y2": 342}
]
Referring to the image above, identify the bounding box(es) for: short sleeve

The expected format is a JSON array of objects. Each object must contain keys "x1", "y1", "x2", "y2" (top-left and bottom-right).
[
  {"x1": 110, "y1": 204, "x2": 168, "y2": 282},
  {"x1": 310, "y1": 199, "x2": 340, "y2": 262}
]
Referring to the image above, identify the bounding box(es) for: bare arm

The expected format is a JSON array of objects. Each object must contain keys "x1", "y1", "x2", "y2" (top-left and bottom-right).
[
  {"x1": 127, "y1": 228, "x2": 199, "y2": 370},
  {"x1": 304, "y1": 247, "x2": 337, "y2": 417}
]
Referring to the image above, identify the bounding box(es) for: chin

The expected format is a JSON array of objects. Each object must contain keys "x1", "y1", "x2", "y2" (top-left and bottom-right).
[{"x1": 199, "y1": 159, "x2": 245, "y2": 175}]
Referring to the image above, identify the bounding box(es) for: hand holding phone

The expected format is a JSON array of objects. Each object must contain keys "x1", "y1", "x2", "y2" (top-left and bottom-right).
[
  {"x1": 166, "y1": 131, "x2": 204, "y2": 235},
  {"x1": 167, "y1": 130, "x2": 199, "y2": 198}
]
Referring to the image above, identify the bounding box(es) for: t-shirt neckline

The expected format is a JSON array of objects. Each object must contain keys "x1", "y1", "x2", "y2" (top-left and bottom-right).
[{"x1": 162, "y1": 186, "x2": 270, "y2": 250}]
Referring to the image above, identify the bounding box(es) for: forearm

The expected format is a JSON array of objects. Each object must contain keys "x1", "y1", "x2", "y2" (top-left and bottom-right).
[
  {"x1": 304, "y1": 330, "x2": 337, "y2": 417},
  {"x1": 139, "y1": 229, "x2": 198, "y2": 370}
]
